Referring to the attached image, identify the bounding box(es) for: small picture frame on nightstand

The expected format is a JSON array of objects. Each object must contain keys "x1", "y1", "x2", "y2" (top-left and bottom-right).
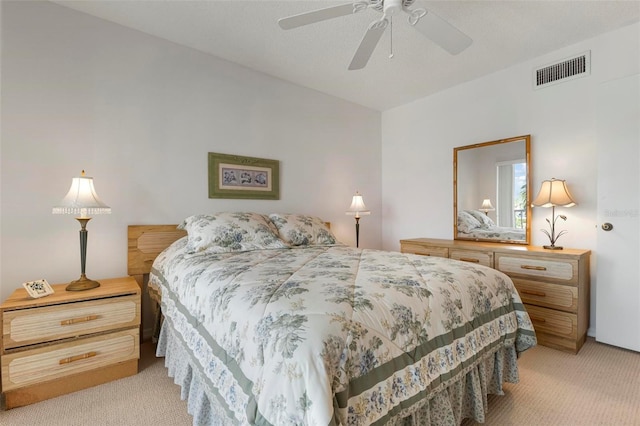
[{"x1": 23, "y1": 279, "x2": 54, "y2": 298}]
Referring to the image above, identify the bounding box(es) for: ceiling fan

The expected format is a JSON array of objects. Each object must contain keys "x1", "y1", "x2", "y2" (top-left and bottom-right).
[{"x1": 278, "y1": 0, "x2": 472, "y2": 70}]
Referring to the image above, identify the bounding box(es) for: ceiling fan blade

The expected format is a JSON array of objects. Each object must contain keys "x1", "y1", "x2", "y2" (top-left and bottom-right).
[
  {"x1": 410, "y1": 9, "x2": 472, "y2": 55},
  {"x1": 348, "y1": 19, "x2": 388, "y2": 70},
  {"x1": 278, "y1": 3, "x2": 357, "y2": 30}
]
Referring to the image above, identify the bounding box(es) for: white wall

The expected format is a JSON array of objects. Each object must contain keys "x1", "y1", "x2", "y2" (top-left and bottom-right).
[
  {"x1": 0, "y1": 2, "x2": 382, "y2": 308},
  {"x1": 382, "y1": 22, "x2": 640, "y2": 335}
]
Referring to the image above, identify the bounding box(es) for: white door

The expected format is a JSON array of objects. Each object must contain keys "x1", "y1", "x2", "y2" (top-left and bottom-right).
[{"x1": 595, "y1": 74, "x2": 640, "y2": 352}]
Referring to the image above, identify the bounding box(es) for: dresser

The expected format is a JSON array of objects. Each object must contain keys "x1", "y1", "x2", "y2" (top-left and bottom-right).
[
  {"x1": 1, "y1": 276, "x2": 141, "y2": 409},
  {"x1": 400, "y1": 238, "x2": 591, "y2": 354}
]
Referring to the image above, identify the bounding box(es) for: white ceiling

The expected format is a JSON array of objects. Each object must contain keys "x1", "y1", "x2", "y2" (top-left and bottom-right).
[{"x1": 52, "y1": 0, "x2": 640, "y2": 111}]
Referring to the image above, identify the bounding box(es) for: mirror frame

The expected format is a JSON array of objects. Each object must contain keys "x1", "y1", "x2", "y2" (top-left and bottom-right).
[{"x1": 453, "y1": 135, "x2": 531, "y2": 245}]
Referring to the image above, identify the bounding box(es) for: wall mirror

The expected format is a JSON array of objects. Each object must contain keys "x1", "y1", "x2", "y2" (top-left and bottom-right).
[{"x1": 454, "y1": 135, "x2": 531, "y2": 244}]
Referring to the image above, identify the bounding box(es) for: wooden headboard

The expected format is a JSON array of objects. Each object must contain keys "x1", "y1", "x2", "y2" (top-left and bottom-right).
[
  {"x1": 127, "y1": 221, "x2": 331, "y2": 285},
  {"x1": 127, "y1": 225, "x2": 185, "y2": 285}
]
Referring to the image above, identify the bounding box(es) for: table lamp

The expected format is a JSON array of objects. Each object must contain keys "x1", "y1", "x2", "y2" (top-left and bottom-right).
[
  {"x1": 531, "y1": 178, "x2": 576, "y2": 250},
  {"x1": 479, "y1": 199, "x2": 495, "y2": 215},
  {"x1": 53, "y1": 170, "x2": 111, "y2": 290}
]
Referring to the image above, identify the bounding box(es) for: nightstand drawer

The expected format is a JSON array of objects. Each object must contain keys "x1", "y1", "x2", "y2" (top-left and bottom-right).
[
  {"x1": 3, "y1": 295, "x2": 140, "y2": 350},
  {"x1": 496, "y1": 254, "x2": 578, "y2": 284},
  {"x1": 514, "y1": 279, "x2": 578, "y2": 312},
  {"x1": 450, "y1": 249, "x2": 493, "y2": 267},
  {"x1": 402, "y1": 243, "x2": 448, "y2": 258},
  {"x1": 1, "y1": 328, "x2": 139, "y2": 392},
  {"x1": 525, "y1": 304, "x2": 577, "y2": 339}
]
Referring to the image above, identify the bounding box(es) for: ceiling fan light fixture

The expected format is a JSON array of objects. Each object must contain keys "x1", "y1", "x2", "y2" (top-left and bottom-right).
[
  {"x1": 408, "y1": 9, "x2": 427, "y2": 26},
  {"x1": 353, "y1": 2, "x2": 369, "y2": 13},
  {"x1": 278, "y1": 0, "x2": 472, "y2": 70},
  {"x1": 383, "y1": 0, "x2": 403, "y2": 16}
]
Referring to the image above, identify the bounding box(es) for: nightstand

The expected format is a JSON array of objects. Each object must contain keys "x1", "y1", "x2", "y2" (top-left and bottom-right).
[{"x1": 1, "y1": 276, "x2": 141, "y2": 409}]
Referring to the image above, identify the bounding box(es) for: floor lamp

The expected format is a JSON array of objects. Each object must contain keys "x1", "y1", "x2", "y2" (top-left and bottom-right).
[{"x1": 346, "y1": 191, "x2": 370, "y2": 248}]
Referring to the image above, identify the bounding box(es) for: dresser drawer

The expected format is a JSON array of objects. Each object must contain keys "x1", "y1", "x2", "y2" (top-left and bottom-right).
[
  {"x1": 525, "y1": 304, "x2": 577, "y2": 339},
  {"x1": 450, "y1": 249, "x2": 493, "y2": 267},
  {"x1": 2, "y1": 295, "x2": 140, "y2": 350},
  {"x1": 495, "y1": 254, "x2": 578, "y2": 284},
  {"x1": 1, "y1": 328, "x2": 139, "y2": 392},
  {"x1": 514, "y1": 279, "x2": 578, "y2": 312},
  {"x1": 401, "y1": 243, "x2": 449, "y2": 258}
]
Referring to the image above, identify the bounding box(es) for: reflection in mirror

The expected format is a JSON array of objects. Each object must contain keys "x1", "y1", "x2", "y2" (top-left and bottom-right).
[{"x1": 454, "y1": 135, "x2": 531, "y2": 244}]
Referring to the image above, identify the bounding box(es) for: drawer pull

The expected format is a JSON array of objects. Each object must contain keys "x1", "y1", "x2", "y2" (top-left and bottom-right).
[
  {"x1": 59, "y1": 351, "x2": 97, "y2": 365},
  {"x1": 60, "y1": 315, "x2": 99, "y2": 326},
  {"x1": 530, "y1": 316, "x2": 546, "y2": 324},
  {"x1": 521, "y1": 265, "x2": 547, "y2": 271},
  {"x1": 521, "y1": 289, "x2": 547, "y2": 297},
  {"x1": 460, "y1": 257, "x2": 480, "y2": 263}
]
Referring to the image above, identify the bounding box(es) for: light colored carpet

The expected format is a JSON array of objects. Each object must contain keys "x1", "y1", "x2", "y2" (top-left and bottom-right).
[
  {"x1": 462, "y1": 338, "x2": 640, "y2": 426},
  {"x1": 1, "y1": 338, "x2": 638, "y2": 425},
  {"x1": 0, "y1": 342, "x2": 192, "y2": 426}
]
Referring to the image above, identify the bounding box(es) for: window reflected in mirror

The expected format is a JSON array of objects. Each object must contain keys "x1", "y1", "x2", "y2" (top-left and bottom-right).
[{"x1": 496, "y1": 160, "x2": 527, "y2": 228}]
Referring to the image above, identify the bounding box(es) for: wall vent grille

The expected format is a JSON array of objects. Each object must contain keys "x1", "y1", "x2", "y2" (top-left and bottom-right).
[{"x1": 534, "y1": 51, "x2": 591, "y2": 89}]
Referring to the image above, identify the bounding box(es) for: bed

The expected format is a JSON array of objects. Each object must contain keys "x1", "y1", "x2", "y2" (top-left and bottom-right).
[
  {"x1": 456, "y1": 210, "x2": 525, "y2": 242},
  {"x1": 128, "y1": 213, "x2": 536, "y2": 426}
]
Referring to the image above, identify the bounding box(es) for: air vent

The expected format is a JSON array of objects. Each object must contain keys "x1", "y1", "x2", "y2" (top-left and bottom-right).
[{"x1": 533, "y1": 51, "x2": 591, "y2": 89}]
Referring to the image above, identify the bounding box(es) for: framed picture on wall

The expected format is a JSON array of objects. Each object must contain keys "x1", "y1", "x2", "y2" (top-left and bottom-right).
[{"x1": 208, "y1": 152, "x2": 280, "y2": 200}]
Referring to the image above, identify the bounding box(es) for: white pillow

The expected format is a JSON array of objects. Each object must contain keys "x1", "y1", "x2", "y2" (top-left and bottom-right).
[
  {"x1": 466, "y1": 209, "x2": 495, "y2": 229},
  {"x1": 178, "y1": 212, "x2": 288, "y2": 254},
  {"x1": 268, "y1": 214, "x2": 339, "y2": 246},
  {"x1": 457, "y1": 211, "x2": 482, "y2": 233}
]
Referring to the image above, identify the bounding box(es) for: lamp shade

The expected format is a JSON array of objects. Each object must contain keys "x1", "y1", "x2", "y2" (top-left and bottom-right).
[
  {"x1": 479, "y1": 199, "x2": 495, "y2": 212},
  {"x1": 531, "y1": 178, "x2": 576, "y2": 208},
  {"x1": 346, "y1": 192, "x2": 370, "y2": 218},
  {"x1": 52, "y1": 171, "x2": 111, "y2": 217}
]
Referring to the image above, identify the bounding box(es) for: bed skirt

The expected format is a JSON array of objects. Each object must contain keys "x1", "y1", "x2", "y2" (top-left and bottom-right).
[{"x1": 157, "y1": 321, "x2": 520, "y2": 426}]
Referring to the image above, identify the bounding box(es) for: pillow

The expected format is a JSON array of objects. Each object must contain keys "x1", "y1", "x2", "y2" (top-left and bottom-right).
[
  {"x1": 178, "y1": 212, "x2": 288, "y2": 254},
  {"x1": 268, "y1": 213, "x2": 338, "y2": 246},
  {"x1": 457, "y1": 211, "x2": 482, "y2": 233},
  {"x1": 465, "y1": 209, "x2": 496, "y2": 229}
]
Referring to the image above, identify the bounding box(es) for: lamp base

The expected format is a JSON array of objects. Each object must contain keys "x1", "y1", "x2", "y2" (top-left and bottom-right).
[
  {"x1": 543, "y1": 245, "x2": 564, "y2": 250},
  {"x1": 66, "y1": 275, "x2": 100, "y2": 291}
]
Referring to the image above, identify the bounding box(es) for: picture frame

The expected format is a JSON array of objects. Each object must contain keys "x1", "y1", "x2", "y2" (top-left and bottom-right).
[
  {"x1": 22, "y1": 279, "x2": 54, "y2": 298},
  {"x1": 208, "y1": 152, "x2": 280, "y2": 200}
]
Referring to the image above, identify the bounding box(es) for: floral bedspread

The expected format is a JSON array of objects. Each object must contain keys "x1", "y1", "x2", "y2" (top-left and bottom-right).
[{"x1": 149, "y1": 239, "x2": 536, "y2": 425}]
